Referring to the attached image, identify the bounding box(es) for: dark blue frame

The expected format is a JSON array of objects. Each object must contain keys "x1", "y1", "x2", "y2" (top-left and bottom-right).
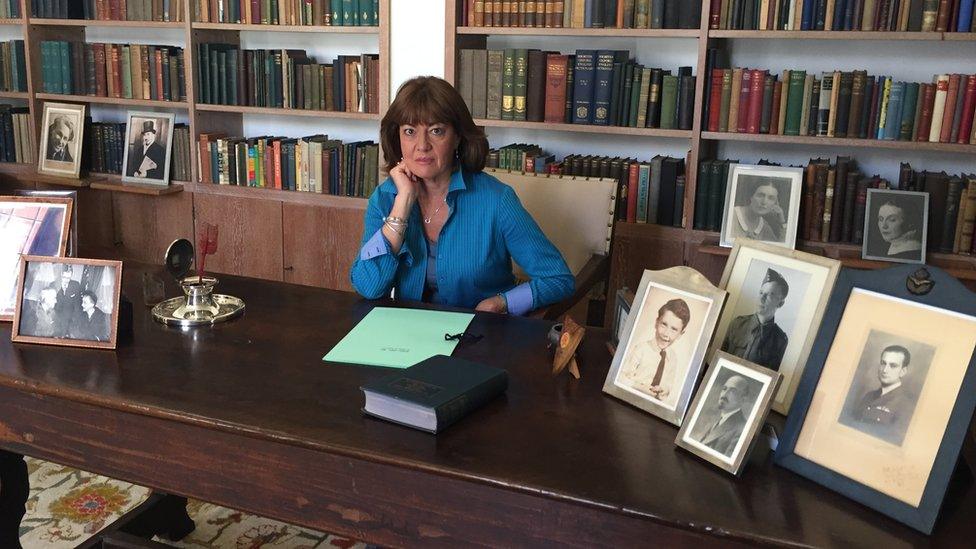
[{"x1": 774, "y1": 265, "x2": 976, "y2": 534}]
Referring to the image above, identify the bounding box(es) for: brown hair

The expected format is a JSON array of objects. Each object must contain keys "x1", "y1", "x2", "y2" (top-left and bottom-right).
[{"x1": 380, "y1": 76, "x2": 488, "y2": 173}]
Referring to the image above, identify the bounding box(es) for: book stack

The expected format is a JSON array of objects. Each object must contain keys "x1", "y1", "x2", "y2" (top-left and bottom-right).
[
  {"x1": 0, "y1": 104, "x2": 33, "y2": 163},
  {"x1": 30, "y1": 0, "x2": 186, "y2": 21},
  {"x1": 1, "y1": 0, "x2": 20, "y2": 18},
  {"x1": 0, "y1": 40, "x2": 27, "y2": 92},
  {"x1": 458, "y1": 48, "x2": 696, "y2": 129},
  {"x1": 896, "y1": 164, "x2": 976, "y2": 255},
  {"x1": 196, "y1": 45, "x2": 379, "y2": 113},
  {"x1": 705, "y1": 68, "x2": 976, "y2": 144},
  {"x1": 710, "y1": 0, "x2": 976, "y2": 32},
  {"x1": 461, "y1": 0, "x2": 703, "y2": 29},
  {"x1": 39, "y1": 41, "x2": 186, "y2": 102},
  {"x1": 84, "y1": 122, "x2": 191, "y2": 180},
  {"x1": 197, "y1": 133, "x2": 379, "y2": 197},
  {"x1": 194, "y1": 0, "x2": 380, "y2": 25}
]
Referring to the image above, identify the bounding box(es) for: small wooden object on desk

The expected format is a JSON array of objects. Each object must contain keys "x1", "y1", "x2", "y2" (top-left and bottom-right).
[{"x1": 551, "y1": 315, "x2": 585, "y2": 379}]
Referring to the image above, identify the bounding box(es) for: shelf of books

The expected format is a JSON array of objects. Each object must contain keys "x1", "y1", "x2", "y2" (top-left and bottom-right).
[
  {"x1": 707, "y1": 30, "x2": 957, "y2": 40},
  {"x1": 457, "y1": 26, "x2": 700, "y2": 38},
  {"x1": 701, "y1": 132, "x2": 976, "y2": 152},
  {"x1": 195, "y1": 104, "x2": 382, "y2": 120},
  {"x1": 191, "y1": 22, "x2": 381, "y2": 33},
  {"x1": 30, "y1": 19, "x2": 185, "y2": 28},
  {"x1": 35, "y1": 93, "x2": 189, "y2": 109}
]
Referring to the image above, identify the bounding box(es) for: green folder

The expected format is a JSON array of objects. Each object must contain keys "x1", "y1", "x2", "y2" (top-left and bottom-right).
[{"x1": 323, "y1": 307, "x2": 475, "y2": 369}]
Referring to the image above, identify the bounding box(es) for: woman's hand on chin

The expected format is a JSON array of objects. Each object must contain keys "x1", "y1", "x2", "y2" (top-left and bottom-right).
[
  {"x1": 390, "y1": 160, "x2": 420, "y2": 198},
  {"x1": 475, "y1": 295, "x2": 508, "y2": 314}
]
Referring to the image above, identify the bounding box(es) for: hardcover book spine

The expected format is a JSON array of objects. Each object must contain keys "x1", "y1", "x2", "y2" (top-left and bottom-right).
[
  {"x1": 501, "y1": 48, "x2": 515, "y2": 120},
  {"x1": 784, "y1": 69, "x2": 806, "y2": 136},
  {"x1": 591, "y1": 50, "x2": 614, "y2": 125},
  {"x1": 929, "y1": 74, "x2": 949, "y2": 142},
  {"x1": 543, "y1": 53, "x2": 567, "y2": 123},
  {"x1": 513, "y1": 48, "x2": 528, "y2": 121},
  {"x1": 571, "y1": 50, "x2": 596, "y2": 124}
]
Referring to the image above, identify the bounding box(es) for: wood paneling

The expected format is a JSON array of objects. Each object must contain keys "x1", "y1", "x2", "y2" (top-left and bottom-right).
[
  {"x1": 282, "y1": 204, "x2": 364, "y2": 291},
  {"x1": 111, "y1": 191, "x2": 195, "y2": 264},
  {"x1": 606, "y1": 223, "x2": 686, "y2": 321},
  {"x1": 193, "y1": 194, "x2": 283, "y2": 281}
]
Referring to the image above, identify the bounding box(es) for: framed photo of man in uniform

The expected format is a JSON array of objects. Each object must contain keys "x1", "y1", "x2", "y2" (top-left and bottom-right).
[
  {"x1": 719, "y1": 164, "x2": 803, "y2": 249},
  {"x1": 121, "y1": 111, "x2": 174, "y2": 186},
  {"x1": 603, "y1": 266, "x2": 727, "y2": 426},
  {"x1": 37, "y1": 102, "x2": 86, "y2": 179},
  {"x1": 709, "y1": 239, "x2": 841, "y2": 415}
]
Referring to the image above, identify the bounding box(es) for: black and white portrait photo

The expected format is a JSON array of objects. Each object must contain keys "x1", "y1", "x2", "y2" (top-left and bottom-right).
[
  {"x1": 122, "y1": 111, "x2": 175, "y2": 186},
  {"x1": 838, "y1": 330, "x2": 934, "y2": 447},
  {"x1": 13, "y1": 257, "x2": 122, "y2": 350},
  {"x1": 38, "y1": 102, "x2": 86, "y2": 178},
  {"x1": 720, "y1": 165, "x2": 803, "y2": 249},
  {"x1": 862, "y1": 189, "x2": 928, "y2": 265}
]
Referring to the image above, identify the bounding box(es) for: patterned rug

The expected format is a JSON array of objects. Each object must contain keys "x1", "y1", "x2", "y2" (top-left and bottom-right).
[{"x1": 20, "y1": 458, "x2": 365, "y2": 548}]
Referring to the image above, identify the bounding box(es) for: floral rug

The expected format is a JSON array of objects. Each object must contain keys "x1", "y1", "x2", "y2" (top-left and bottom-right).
[{"x1": 20, "y1": 458, "x2": 365, "y2": 548}]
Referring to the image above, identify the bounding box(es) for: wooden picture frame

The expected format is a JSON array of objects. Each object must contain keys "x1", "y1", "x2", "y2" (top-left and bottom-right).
[
  {"x1": 13, "y1": 190, "x2": 79, "y2": 257},
  {"x1": 121, "y1": 111, "x2": 175, "y2": 186},
  {"x1": 861, "y1": 189, "x2": 929, "y2": 265},
  {"x1": 719, "y1": 164, "x2": 803, "y2": 250},
  {"x1": 37, "y1": 102, "x2": 86, "y2": 179},
  {"x1": 608, "y1": 287, "x2": 635, "y2": 353},
  {"x1": 775, "y1": 265, "x2": 976, "y2": 534},
  {"x1": 12, "y1": 256, "x2": 123, "y2": 350},
  {"x1": 709, "y1": 239, "x2": 841, "y2": 415},
  {"x1": 0, "y1": 196, "x2": 73, "y2": 321},
  {"x1": 603, "y1": 266, "x2": 727, "y2": 427}
]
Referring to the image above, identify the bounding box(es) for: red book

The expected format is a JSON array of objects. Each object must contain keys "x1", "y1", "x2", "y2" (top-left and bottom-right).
[
  {"x1": 941, "y1": 73, "x2": 961, "y2": 143},
  {"x1": 746, "y1": 69, "x2": 765, "y2": 134},
  {"x1": 736, "y1": 69, "x2": 752, "y2": 134},
  {"x1": 867, "y1": 76, "x2": 883, "y2": 139},
  {"x1": 118, "y1": 0, "x2": 126, "y2": 20},
  {"x1": 769, "y1": 80, "x2": 783, "y2": 135},
  {"x1": 198, "y1": 134, "x2": 212, "y2": 184},
  {"x1": 957, "y1": 75, "x2": 976, "y2": 144},
  {"x1": 626, "y1": 161, "x2": 638, "y2": 223},
  {"x1": 273, "y1": 140, "x2": 282, "y2": 189},
  {"x1": 109, "y1": 0, "x2": 119, "y2": 20},
  {"x1": 936, "y1": 0, "x2": 951, "y2": 31},
  {"x1": 155, "y1": 49, "x2": 164, "y2": 101},
  {"x1": 917, "y1": 83, "x2": 936, "y2": 142},
  {"x1": 93, "y1": 43, "x2": 107, "y2": 97},
  {"x1": 709, "y1": 0, "x2": 722, "y2": 28},
  {"x1": 707, "y1": 68, "x2": 724, "y2": 131},
  {"x1": 544, "y1": 54, "x2": 568, "y2": 123},
  {"x1": 251, "y1": 0, "x2": 261, "y2": 24}
]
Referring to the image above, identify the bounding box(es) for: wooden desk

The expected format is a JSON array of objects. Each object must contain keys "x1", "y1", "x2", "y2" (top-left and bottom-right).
[{"x1": 1, "y1": 266, "x2": 974, "y2": 547}]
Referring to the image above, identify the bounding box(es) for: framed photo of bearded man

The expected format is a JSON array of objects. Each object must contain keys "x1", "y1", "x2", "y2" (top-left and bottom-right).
[
  {"x1": 603, "y1": 266, "x2": 727, "y2": 427},
  {"x1": 37, "y1": 102, "x2": 86, "y2": 179},
  {"x1": 719, "y1": 164, "x2": 803, "y2": 249},
  {"x1": 122, "y1": 111, "x2": 175, "y2": 186}
]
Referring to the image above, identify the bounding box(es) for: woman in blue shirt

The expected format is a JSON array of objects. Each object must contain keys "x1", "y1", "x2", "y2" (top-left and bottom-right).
[{"x1": 351, "y1": 76, "x2": 573, "y2": 315}]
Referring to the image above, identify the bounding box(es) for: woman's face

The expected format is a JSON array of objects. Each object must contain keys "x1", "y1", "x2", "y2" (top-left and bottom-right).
[
  {"x1": 877, "y1": 204, "x2": 906, "y2": 242},
  {"x1": 398, "y1": 122, "x2": 459, "y2": 182},
  {"x1": 749, "y1": 184, "x2": 779, "y2": 216}
]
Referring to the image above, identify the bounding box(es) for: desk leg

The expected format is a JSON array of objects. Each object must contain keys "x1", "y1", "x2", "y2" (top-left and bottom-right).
[
  {"x1": 0, "y1": 450, "x2": 28, "y2": 549},
  {"x1": 120, "y1": 494, "x2": 195, "y2": 541}
]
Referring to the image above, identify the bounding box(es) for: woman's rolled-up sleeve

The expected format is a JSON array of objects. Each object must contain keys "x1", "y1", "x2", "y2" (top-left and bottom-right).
[{"x1": 350, "y1": 192, "x2": 412, "y2": 299}]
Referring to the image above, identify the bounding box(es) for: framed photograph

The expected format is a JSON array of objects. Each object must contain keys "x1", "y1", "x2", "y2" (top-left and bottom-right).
[
  {"x1": 675, "y1": 352, "x2": 781, "y2": 476},
  {"x1": 121, "y1": 111, "x2": 175, "y2": 186},
  {"x1": 603, "y1": 266, "x2": 727, "y2": 426},
  {"x1": 608, "y1": 287, "x2": 634, "y2": 353},
  {"x1": 38, "y1": 102, "x2": 86, "y2": 179},
  {"x1": 862, "y1": 189, "x2": 928, "y2": 265},
  {"x1": 11, "y1": 256, "x2": 123, "y2": 350},
  {"x1": 0, "y1": 196, "x2": 73, "y2": 321},
  {"x1": 775, "y1": 265, "x2": 976, "y2": 534},
  {"x1": 709, "y1": 239, "x2": 841, "y2": 415},
  {"x1": 14, "y1": 190, "x2": 79, "y2": 257},
  {"x1": 719, "y1": 164, "x2": 803, "y2": 249}
]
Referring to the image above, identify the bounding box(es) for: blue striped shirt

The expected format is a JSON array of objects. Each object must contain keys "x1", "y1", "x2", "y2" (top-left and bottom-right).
[{"x1": 351, "y1": 169, "x2": 574, "y2": 315}]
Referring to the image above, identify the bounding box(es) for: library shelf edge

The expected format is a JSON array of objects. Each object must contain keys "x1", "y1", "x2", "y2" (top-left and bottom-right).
[
  {"x1": 0, "y1": 91, "x2": 29, "y2": 99},
  {"x1": 88, "y1": 175, "x2": 186, "y2": 195},
  {"x1": 706, "y1": 30, "x2": 972, "y2": 41},
  {"x1": 33, "y1": 93, "x2": 189, "y2": 109},
  {"x1": 191, "y1": 22, "x2": 380, "y2": 34},
  {"x1": 700, "y1": 131, "x2": 976, "y2": 152},
  {"x1": 0, "y1": 163, "x2": 91, "y2": 187},
  {"x1": 194, "y1": 103, "x2": 382, "y2": 120},
  {"x1": 475, "y1": 118, "x2": 694, "y2": 138},
  {"x1": 28, "y1": 19, "x2": 185, "y2": 29},
  {"x1": 456, "y1": 26, "x2": 700, "y2": 38},
  {"x1": 0, "y1": 18, "x2": 22, "y2": 25},
  {"x1": 182, "y1": 181, "x2": 368, "y2": 210}
]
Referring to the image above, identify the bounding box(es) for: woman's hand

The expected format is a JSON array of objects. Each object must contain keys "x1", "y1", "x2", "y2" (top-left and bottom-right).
[
  {"x1": 389, "y1": 160, "x2": 421, "y2": 200},
  {"x1": 475, "y1": 295, "x2": 508, "y2": 314}
]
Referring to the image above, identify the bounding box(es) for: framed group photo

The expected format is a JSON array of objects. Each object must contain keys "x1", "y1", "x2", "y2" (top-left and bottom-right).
[
  {"x1": 0, "y1": 196, "x2": 73, "y2": 321},
  {"x1": 38, "y1": 102, "x2": 86, "y2": 179},
  {"x1": 12, "y1": 256, "x2": 123, "y2": 350},
  {"x1": 775, "y1": 265, "x2": 976, "y2": 534},
  {"x1": 709, "y1": 239, "x2": 841, "y2": 415},
  {"x1": 719, "y1": 164, "x2": 803, "y2": 249},
  {"x1": 122, "y1": 111, "x2": 175, "y2": 186},
  {"x1": 603, "y1": 266, "x2": 727, "y2": 426},
  {"x1": 861, "y1": 189, "x2": 928, "y2": 265}
]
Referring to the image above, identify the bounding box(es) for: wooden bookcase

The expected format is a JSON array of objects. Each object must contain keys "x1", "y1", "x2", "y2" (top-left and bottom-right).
[
  {"x1": 0, "y1": 0, "x2": 391, "y2": 291},
  {"x1": 444, "y1": 0, "x2": 976, "y2": 321}
]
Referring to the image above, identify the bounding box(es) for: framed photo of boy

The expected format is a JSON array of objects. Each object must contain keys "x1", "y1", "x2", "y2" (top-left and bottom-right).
[
  {"x1": 0, "y1": 196, "x2": 73, "y2": 321},
  {"x1": 603, "y1": 266, "x2": 727, "y2": 426},
  {"x1": 122, "y1": 111, "x2": 174, "y2": 186},
  {"x1": 12, "y1": 256, "x2": 123, "y2": 350},
  {"x1": 709, "y1": 239, "x2": 841, "y2": 415},
  {"x1": 675, "y1": 352, "x2": 781, "y2": 475},
  {"x1": 861, "y1": 189, "x2": 928, "y2": 264},
  {"x1": 775, "y1": 265, "x2": 976, "y2": 534},
  {"x1": 37, "y1": 102, "x2": 86, "y2": 179},
  {"x1": 719, "y1": 164, "x2": 803, "y2": 249}
]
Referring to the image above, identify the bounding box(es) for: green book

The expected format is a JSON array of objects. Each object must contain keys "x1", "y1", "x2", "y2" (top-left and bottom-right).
[
  {"x1": 899, "y1": 82, "x2": 919, "y2": 141},
  {"x1": 333, "y1": 2, "x2": 343, "y2": 26},
  {"x1": 343, "y1": 0, "x2": 354, "y2": 25},
  {"x1": 513, "y1": 49, "x2": 528, "y2": 121},
  {"x1": 659, "y1": 75, "x2": 678, "y2": 130},
  {"x1": 628, "y1": 64, "x2": 643, "y2": 128},
  {"x1": 501, "y1": 49, "x2": 515, "y2": 120},
  {"x1": 121, "y1": 46, "x2": 132, "y2": 99},
  {"x1": 41, "y1": 41, "x2": 52, "y2": 93},
  {"x1": 361, "y1": 0, "x2": 372, "y2": 25},
  {"x1": 718, "y1": 69, "x2": 732, "y2": 133},
  {"x1": 59, "y1": 41, "x2": 71, "y2": 95},
  {"x1": 784, "y1": 70, "x2": 806, "y2": 136},
  {"x1": 694, "y1": 160, "x2": 711, "y2": 230}
]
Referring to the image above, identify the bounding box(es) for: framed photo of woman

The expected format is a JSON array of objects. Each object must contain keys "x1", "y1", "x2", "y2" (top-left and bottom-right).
[
  {"x1": 861, "y1": 189, "x2": 928, "y2": 264},
  {"x1": 719, "y1": 164, "x2": 803, "y2": 250},
  {"x1": 37, "y1": 102, "x2": 86, "y2": 179}
]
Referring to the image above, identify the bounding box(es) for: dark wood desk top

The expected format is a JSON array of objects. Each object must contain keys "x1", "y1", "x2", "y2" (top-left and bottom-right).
[{"x1": 1, "y1": 265, "x2": 974, "y2": 547}]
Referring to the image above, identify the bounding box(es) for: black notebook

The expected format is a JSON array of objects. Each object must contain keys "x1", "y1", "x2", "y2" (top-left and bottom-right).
[{"x1": 360, "y1": 355, "x2": 509, "y2": 434}]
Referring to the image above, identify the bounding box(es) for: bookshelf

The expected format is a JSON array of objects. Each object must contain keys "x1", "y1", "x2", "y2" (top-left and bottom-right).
[{"x1": 444, "y1": 0, "x2": 976, "y2": 322}]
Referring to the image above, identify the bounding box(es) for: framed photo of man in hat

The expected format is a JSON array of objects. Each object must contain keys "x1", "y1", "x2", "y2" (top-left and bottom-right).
[
  {"x1": 122, "y1": 111, "x2": 175, "y2": 186},
  {"x1": 38, "y1": 102, "x2": 86, "y2": 179}
]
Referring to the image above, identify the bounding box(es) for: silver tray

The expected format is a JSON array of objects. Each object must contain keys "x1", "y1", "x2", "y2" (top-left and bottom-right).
[{"x1": 152, "y1": 294, "x2": 245, "y2": 327}]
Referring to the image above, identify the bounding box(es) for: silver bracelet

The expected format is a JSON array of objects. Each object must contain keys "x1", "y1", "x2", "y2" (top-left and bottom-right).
[
  {"x1": 384, "y1": 220, "x2": 405, "y2": 236},
  {"x1": 383, "y1": 215, "x2": 408, "y2": 226}
]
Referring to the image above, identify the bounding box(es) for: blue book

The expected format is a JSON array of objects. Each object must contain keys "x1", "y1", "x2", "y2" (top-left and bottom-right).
[
  {"x1": 591, "y1": 50, "x2": 616, "y2": 126},
  {"x1": 571, "y1": 50, "x2": 597, "y2": 124},
  {"x1": 960, "y1": 0, "x2": 975, "y2": 32},
  {"x1": 636, "y1": 162, "x2": 650, "y2": 223},
  {"x1": 884, "y1": 82, "x2": 905, "y2": 142},
  {"x1": 584, "y1": 0, "x2": 593, "y2": 27},
  {"x1": 801, "y1": 0, "x2": 816, "y2": 29}
]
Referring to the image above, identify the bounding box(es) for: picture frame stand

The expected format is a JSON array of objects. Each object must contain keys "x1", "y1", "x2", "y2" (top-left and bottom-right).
[{"x1": 550, "y1": 315, "x2": 584, "y2": 379}]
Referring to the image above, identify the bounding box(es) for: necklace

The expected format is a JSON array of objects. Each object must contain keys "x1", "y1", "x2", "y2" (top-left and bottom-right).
[{"x1": 422, "y1": 197, "x2": 447, "y2": 224}]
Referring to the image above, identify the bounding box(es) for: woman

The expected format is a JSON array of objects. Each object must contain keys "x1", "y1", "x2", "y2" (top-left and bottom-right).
[
  {"x1": 350, "y1": 76, "x2": 573, "y2": 315},
  {"x1": 875, "y1": 197, "x2": 922, "y2": 260},
  {"x1": 731, "y1": 179, "x2": 786, "y2": 242}
]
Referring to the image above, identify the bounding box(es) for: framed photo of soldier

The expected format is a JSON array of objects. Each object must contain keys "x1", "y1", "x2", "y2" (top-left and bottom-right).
[
  {"x1": 37, "y1": 102, "x2": 86, "y2": 179},
  {"x1": 709, "y1": 239, "x2": 841, "y2": 415},
  {"x1": 121, "y1": 111, "x2": 174, "y2": 186},
  {"x1": 775, "y1": 265, "x2": 976, "y2": 534},
  {"x1": 603, "y1": 266, "x2": 727, "y2": 427},
  {"x1": 0, "y1": 196, "x2": 73, "y2": 321},
  {"x1": 719, "y1": 164, "x2": 803, "y2": 249},
  {"x1": 12, "y1": 256, "x2": 123, "y2": 350},
  {"x1": 861, "y1": 189, "x2": 928, "y2": 265},
  {"x1": 675, "y1": 352, "x2": 781, "y2": 476}
]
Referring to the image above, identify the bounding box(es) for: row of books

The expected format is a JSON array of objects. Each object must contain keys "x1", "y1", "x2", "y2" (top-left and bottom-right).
[
  {"x1": 0, "y1": 0, "x2": 20, "y2": 18},
  {"x1": 197, "y1": 133, "x2": 379, "y2": 197},
  {"x1": 0, "y1": 104, "x2": 33, "y2": 164},
  {"x1": 710, "y1": 0, "x2": 976, "y2": 32},
  {"x1": 83, "y1": 121, "x2": 191, "y2": 181},
  {"x1": 461, "y1": 0, "x2": 703, "y2": 29},
  {"x1": 704, "y1": 69, "x2": 976, "y2": 144},
  {"x1": 458, "y1": 48, "x2": 696, "y2": 128},
  {"x1": 39, "y1": 41, "x2": 186, "y2": 102},
  {"x1": 196, "y1": 45, "x2": 379, "y2": 113},
  {"x1": 30, "y1": 0, "x2": 185, "y2": 21},
  {"x1": 194, "y1": 0, "x2": 380, "y2": 25},
  {"x1": 896, "y1": 165, "x2": 976, "y2": 255},
  {"x1": 0, "y1": 40, "x2": 27, "y2": 93}
]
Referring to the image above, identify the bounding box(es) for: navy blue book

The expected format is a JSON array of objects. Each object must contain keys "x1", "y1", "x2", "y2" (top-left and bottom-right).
[
  {"x1": 361, "y1": 355, "x2": 509, "y2": 434},
  {"x1": 572, "y1": 50, "x2": 597, "y2": 124}
]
